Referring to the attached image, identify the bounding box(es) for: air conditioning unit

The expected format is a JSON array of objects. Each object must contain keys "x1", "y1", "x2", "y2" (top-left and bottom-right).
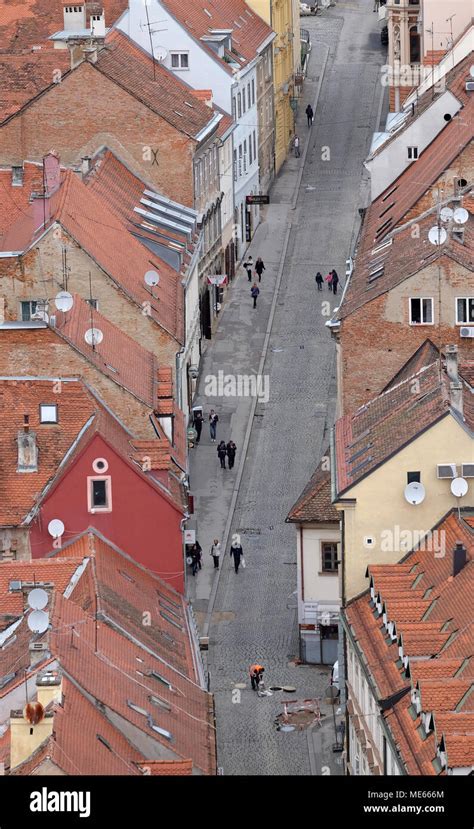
[
  {"x1": 460, "y1": 326, "x2": 474, "y2": 338},
  {"x1": 465, "y1": 81, "x2": 474, "y2": 92},
  {"x1": 29, "y1": 642, "x2": 48, "y2": 651},
  {"x1": 437, "y1": 463, "x2": 457, "y2": 479},
  {"x1": 462, "y1": 463, "x2": 474, "y2": 478}
]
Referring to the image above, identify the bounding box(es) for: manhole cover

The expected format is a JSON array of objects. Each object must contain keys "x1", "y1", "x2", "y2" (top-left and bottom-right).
[
  {"x1": 282, "y1": 686, "x2": 296, "y2": 693},
  {"x1": 270, "y1": 686, "x2": 283, "y2": 691},
  {"x1": 234, "y1": 683, "x2": 246, "y2": 690}
]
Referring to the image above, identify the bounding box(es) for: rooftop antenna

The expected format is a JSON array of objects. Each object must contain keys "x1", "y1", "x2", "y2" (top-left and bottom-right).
[
  {"x1": 426, "y1": 24, "x2": 435, "y2": 100},
  {"x1": 446, "y1": 13, "x2": 455, "y2": 71}
]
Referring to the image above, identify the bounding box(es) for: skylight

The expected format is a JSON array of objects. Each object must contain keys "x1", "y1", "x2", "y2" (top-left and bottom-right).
[
  {"x1": 160, "y1": 611, "x2": 184, "y2": 631},
  {"x1": 149, "y1": 670, "x2": 172, "y2": 690},
  {"x1": 148, "y1": 719, "x2": 172, "y2": 741}
]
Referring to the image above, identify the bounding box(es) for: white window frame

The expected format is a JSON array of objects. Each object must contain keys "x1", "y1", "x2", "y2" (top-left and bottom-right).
[
  {"x1": 455, "y1": 296, "x2": 474, "y2": 325},
  {"x1": 87, "y1": 476, "x2": 112, "y2": 513},
  {"x1": 170, "y1": 51, "x2": 189, "y2": 70},
  {"x1": 409, "y1": 296, "x2": 433, "y2": 325},
  {"x1": 20, "y1": 300, "x2": 38, "y2": 321},
  {"x1": 39, "y1": 404, "x2": 58, "y2": 424}
]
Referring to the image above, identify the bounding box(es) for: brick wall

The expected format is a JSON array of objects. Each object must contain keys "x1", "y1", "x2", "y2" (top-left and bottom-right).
[
  {"x1": 0, "y1": 329, "x2": 156, "y2": 438},
  {"x1": 402, "y1": 144, "x2": 474, "y2": 224},
  {"x1": 0, "y1": 62, "x2": 195, "y2": 207}
]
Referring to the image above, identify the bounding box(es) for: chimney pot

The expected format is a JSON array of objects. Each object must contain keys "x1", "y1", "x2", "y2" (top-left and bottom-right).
[
  {"x1": 453, "y1": 541, "x2": 467, "y2": 578},
  {"x1": 445, "y1": 344, "x2": 459, "y2": 383}
]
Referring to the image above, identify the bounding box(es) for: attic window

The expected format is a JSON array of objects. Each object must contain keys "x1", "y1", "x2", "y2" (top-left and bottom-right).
[
  {"x1": 159, "y1": 600, "x2": 182, "y2": 620},
  {"x1": 40, "y1": 404, "x2": 58, "y2": 424},
  {"x1": 11, "y1": 167, "x2": 23, "y2": 187},
  {"x1": 149, "y1": 670, "x2": 172, "y2": 690},
  {"x1": 127, "y1": 700, "x2": 148, "y2": 717},
  {"x1": 119, "y1": 570, "x2": 135, "y2": 583},
  {"x1": 204, "y1": 7, "x2": 212, "y2": 16},
  {"x1": 96, "y1": 734, "x2": 112, "y2": 751},
  {"x1": 160, "y1": 611, "x2": 184, "y2": 631},
  {"x1": 148, "y1": 694, "x2": 171, "y2": 712},
  {"x1": 148, "y1": 718, "x2": 172, "y2": 741}
]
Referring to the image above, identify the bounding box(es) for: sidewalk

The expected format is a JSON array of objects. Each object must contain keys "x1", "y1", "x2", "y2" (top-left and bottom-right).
[{"x1": 186, "y1": 47, "x2": 329, "y2": 629}]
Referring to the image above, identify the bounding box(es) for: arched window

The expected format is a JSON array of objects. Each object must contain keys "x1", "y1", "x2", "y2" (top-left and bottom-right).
[{"x1": 410, "y1": 26, "x2": 420, "y2": 63}]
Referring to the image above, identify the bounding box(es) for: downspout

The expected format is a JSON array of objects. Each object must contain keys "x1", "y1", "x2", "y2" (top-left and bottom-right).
[{"x1": 299, "y1": 525, "x2": 305, "y2": 602}]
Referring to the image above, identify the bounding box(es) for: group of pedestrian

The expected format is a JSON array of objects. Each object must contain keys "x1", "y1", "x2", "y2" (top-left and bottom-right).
[
  {"x1": 315, "y1": 269, "x2": 339, "y2": 294},
  {"x1": 192, "y1": 409, "x2": 219, "y2": 444},
  {"x1": 187, "y1": 537, "x2": 245, "y2": 574},
  {"x1": 217, "y1": 439, "x2": 237, "y2": 469},
  {"x1": 243, "y1": 255, "x2": 265, "y2": 282}
]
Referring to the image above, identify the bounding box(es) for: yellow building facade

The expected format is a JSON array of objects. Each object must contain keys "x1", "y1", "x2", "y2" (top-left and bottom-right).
[{"x1": 247, "y1": 0, "x2": 300, "y2": 173}]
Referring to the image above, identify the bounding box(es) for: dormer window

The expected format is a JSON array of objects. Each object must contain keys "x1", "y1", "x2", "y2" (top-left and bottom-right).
[{"x1": 40, "y1": 404, "x2": 58, "y2": 424}]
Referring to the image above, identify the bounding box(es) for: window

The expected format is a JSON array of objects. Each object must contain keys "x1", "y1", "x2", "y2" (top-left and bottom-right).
[
  {"x1": 409, "y1": 26, "x2": 420, "y2": 64},
  {"x1": 238, "y1": 144, "x2": 242, "y2": 176},
  {"x1": 407, "y1": 471, "x2": 420, "y2": 484},
  {"x1": 149, "y1": 694, "x2": 171, "y2": 712},
  {"x1": 232, "y1": 97, "x2": 236, "y2": 120},
  {"x1": 149, "y1": 719, "x2": 172, "y2": 741},
  {"x1": 127, "y1": 700, "x2": 148, "y2": 717},
  {"x1": 149, "y1": 670, "x2": 172, "y2": 690},
  {"x1": 321, "y1": 542, "x2": 338, "y2": 572},
  {"x1": 407, "y1": 146, "x2": 418, "y2": 160},
  {"x1": 88, "y1": 476, "x2": 112, "y2": 512},
  {"x1": 247, "y1": 83, "x2": 251, "y2": 109},
  {"x1": 170, "y1": 52, "x2": 189, "y2": 69},
  {"x1": 20, "y1": 301, "x2": 37, "y2": 321},
  {"x1": 40, "y1": 404, "x2": 58, "y2": 424},
  {"x1": 249, "y1": 136, "x2": 253, "y2": 166},
  {"x1": 243, "y1": 139, "x2": 247, "y2": 173},
  {"x1": 251, "y1": 78, "x2": 255, "y2": 104},
  {"x1": 233, "y1": 149, "x2": 237, "y2": 182},
  {"x1": 409, "y1": 297, "x2": 433, "y2": 325},
  {"x1": 252, "y1": 130, "x2": 256, "y2": 161},
  {"x1": 237, "y1": 92, "x2": 242, "y2": 118},
  {"x1": 456, "y1": 297, "x2": 474, "y2": 324},
  {"x1": 242, "y1": 88, "x2": 246, "y2": 113}
]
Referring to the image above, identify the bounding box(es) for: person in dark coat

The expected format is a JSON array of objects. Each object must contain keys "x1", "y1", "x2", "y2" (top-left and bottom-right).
[
  {"x1": 226, "y1": 440, "x2": 237, "y2": 470},
  {"x1": 193, "y1": 410, "x2": 203, "y2": 443},
  {"x1": 315, "y1": 272, "x2": 323, "y2": 291},
  {"x1": 255, "y1": 257, "x2": 265, "y2": 282},
  {"x1": 331, "y1": 269, "x2": 339, "y2": 295},
  {"x1": 251, "y1": 282, "x2": 260, "y2": 308},
  {"x1": 230, "y1": 540, "x2": 243, "y2": 573},
  {"x1": 209, "y1": 409, "x2": 219, "y2": 441},
  {"x1": 190, "y1": 543, "x2": 202, "y2": 576},
  {"x1": 243, "y1": 255, "x2": 253, "y2": 281},
  {"x1": 217, "y1": 440, "x2": 227, "y2": 469},
  {"x1": 305, "y1": 104, "x2": 314, "y2": 126}
]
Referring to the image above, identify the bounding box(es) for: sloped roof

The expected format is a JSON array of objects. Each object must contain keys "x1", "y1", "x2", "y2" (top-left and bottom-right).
[
  {"x1": 381, "y1": 340, "x2": 441, "y2": 393},
  {"x1": 334, "y1": 359, "x2": 473, "y2": 497},
  {"x1": 97, "y1": 30, "x2": 218, "y2": 140},
  {"x1": 0, "y1": 50, "x2": 71, "y2": 125},
  {"x1": 287, "y1": 457, "x2": 339, "y2": 524}
]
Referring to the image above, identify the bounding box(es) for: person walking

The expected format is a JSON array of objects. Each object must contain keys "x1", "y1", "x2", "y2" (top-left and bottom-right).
[
  {"x1": 193, "y1": 410, "x2": 203, "y2": 444},
  {"x1": 325, "y1": 272, "x2": 333, "y2": 292},
  {"x1": 251, "y1": 282, "x2": 260, "y2": 309},
  {"x1": 294, "y1": 134, "x2": 300, "y2": 157},
  {"x1": 249, "y1": 664, "x2": 265, "y2": 691},
  {"x1": 217, "y1": 440, "x2": 227, "y2": 468},
  {"x1": 210, "y1": 539, "x2": 221, "y2": 569},
  {"x1": 255, "y1": 257, "x2": 265, "y2": 282},
  {"x1": 226, "y1": 440, "x2": 237, "y2": 470},
  {"x1": 331, "y1": 269, "x2": 339, "y2": 295},
  {"x1": 315, "y1": 271, "x2": 323, "y2": 291},
  {"x1": 209, "y1": 409, "x2": 218, "y2": 442},
  {"x1": 190, "y1": 543, "x2": 201, "y2": 576},
  {"x1": 305, "y1": 104, "x2": 314, "y2": 127},
  {"x1": 243, "y1": 255, "x2": 253, "y2": 281},
  {"x1": 230, "y1": 539, "x2": 243, "y2": 573}
]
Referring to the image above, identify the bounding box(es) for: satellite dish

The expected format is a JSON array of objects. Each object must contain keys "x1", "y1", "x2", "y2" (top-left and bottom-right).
[
  {"x1": 154, "y1": 46, "x2": 168, "y2": 61},
  {"x1": 145, "y1": 270, "x2": 160, "y2": 287},
  {"x1": 54, "y1": 291, "x2": 74, "y2": 312},
  {"x1": 451, "y1": 477, "x2": 468, "y2": 498},
  {"x1": 453, "y1": 207, "x2": 469, "y2": 225},
  {"x1": 404, "y1": 481, "x2": 426, "y2": 505},
  {"x1": 48, "y1": 518, "x2": 65, "y2": 538},
  {"x1": 439, "y1": 207, "x2": 453, "y2": 222},
  {"x1": 428, "y1": 226, "x2": 447, "y2": 245},
  {"x1": 27, "y1": 588, "x2": 48, "y2": 611},
  {"x1": 84, "y1": 327, "x2": 103, "y2": 346},
  {"x1": 27, "y1": 610, "x2": 49, "y2": 634}
]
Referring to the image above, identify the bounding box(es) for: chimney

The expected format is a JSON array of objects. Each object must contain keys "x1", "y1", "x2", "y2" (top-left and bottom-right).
[
  {"x1": 17, "y1": 417, "x2": 38, "y2": 473},
  {"x1": 453, "y1": 541, "x2": 467, "y2": 578},
  {"x1": 9, "y1": 707, "x2": 54, "y2": 770},
  {"x1": 445, "y1": 344, "x2": 459, "y2": 383},
  {"x1": 90, "y1": 10, "x2": 106, "y2": 38},
  {"x1": 82, "y1": 41, "x2": 99, "y2": 64},
  {"x1": 81, "y1": 156, "x2": 91, "y2": 177},
  {"x1": 43, "y1": 152, "x2": 61, "y2": 197},
  {"x1": 449, "y1": 381, "x2": 464, "y2": 419},
  {"x1": 36, "y1": 670, "x2": 62, "y2": 708},
  {"x1": 63, "y1": 3, "x2": 87, "y2": 32}
]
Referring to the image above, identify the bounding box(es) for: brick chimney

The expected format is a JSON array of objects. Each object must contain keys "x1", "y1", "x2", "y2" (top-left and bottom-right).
[
  {"x1": 43, "y1": 152, "x2": 61, "y2": 197},
  {"x1": 453, "y1": 541, "x2": 467, "y2": 578},
  {"x1": 17, "y1": 416, "x2": 38, "y2": 473}
]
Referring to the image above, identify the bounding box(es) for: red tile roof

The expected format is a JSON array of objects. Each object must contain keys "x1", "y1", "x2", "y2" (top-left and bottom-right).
[
  {"x1": 0, "y1": 50, "x2": 71, "y2": 125},
  {"x1": 287, "y1": 457, "x2": 339, "y2": 523},
  {"x1": 334, "y1": 358, "x2": 473, "y2": 496},
  {"x1": 160, "y1": 0, "x2": 273, "y2": 74},
  {"x1": 98, "y1": 30, "x2": 218, "y2": 140}
]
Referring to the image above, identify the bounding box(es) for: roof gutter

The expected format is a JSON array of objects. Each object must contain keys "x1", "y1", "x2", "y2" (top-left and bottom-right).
[
  {"x1": 194, "y1": 112, "x2": 223, "y2": 145},
  {"x1": 256, "y1": 31, "x2": 277, "y2": 54}
]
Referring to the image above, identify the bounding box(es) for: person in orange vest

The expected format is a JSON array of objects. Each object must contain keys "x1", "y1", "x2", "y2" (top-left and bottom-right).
[{"x1": 249, "y1": 664, "x2": 265, "y2": 691}]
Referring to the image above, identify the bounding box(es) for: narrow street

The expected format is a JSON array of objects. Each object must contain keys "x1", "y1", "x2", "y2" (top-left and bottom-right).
[{"x1": 188, "y1": 0, "x2": 388, "y2": 775}]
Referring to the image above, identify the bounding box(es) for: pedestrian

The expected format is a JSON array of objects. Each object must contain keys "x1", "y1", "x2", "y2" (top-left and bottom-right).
[
  {"x1": 243, "y1": 255, "x2": 253, "y2": 281},
  {"x1": 193, "y1": 410, "x2": 203, "y2": 443},
  {"x1": 325, "y1": 272, "x2": 333, "y2": 292},
  {"x1": 331, "y1": 269, "x2": 339, "y2": 295},
  {"x1": 251, "y1": 282, "x2": 260, "y2": 309},
  {"x1": 217, "y1": 440, "x2": 227, "y2": 469},
  {"x1": 209, "y1": 409, "x2": 218, "y2": 442},
  {"x1": 195, "y1": 539, "x2": 202, "y2": 569},
  {"x1": 373, "y1": 0, "x2": 379, "y2": 11},
  {"x1": 305, "y1": 104, "x2": 314, "y2": 127},
  {"x1": 249, "y1": 664, "x2": 265, "y2": 691},
  {"x1": 226, "y1": 440, "x2": 237, "y2": 469},
  {"x1": 294, "y1": 134, "x2": 300, "y2": 157},
  {"x1": 315, "y1": 271, "x2": 323, "y2": 291},
  {"x1": 210, "y1": 538, "x2": 221, "y2": 569},
  {"x1": 255, "y1": 257, "x2": 265, "y2": 282},
  {"x1": 190, "y1": 543, "x2": 201, "y2": 576},
  {"x1": 230, "y1": 539, "x2": 243, "y2": 573}
]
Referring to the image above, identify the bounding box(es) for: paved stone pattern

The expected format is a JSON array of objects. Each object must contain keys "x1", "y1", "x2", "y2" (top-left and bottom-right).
[{"x1": 190, "y1": 2, "x2": 387, "y2": 774}]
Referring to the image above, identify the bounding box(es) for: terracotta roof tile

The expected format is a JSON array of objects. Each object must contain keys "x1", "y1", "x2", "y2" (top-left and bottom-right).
[
  {"x1": 0, "y1": 50, "x2": 71, "y2": 124},
  {"x1": 287, "y1": 459, "x2": 339, "y2": 523}
]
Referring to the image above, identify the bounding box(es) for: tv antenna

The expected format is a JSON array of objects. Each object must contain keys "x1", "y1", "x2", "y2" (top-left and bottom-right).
[{"x1": 142, "y1": 6, "x2": 168, "y2": 80}]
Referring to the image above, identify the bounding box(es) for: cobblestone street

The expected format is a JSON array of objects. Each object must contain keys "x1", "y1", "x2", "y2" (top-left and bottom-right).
[{"x1": 188, "y1": 0, "x2": 388, "y2": 775}]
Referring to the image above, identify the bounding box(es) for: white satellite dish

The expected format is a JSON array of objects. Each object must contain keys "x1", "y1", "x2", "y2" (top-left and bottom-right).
[
  {"x1": 27, "y1": 610, "x2": 49, "y2": 634},
  {"x1": 154, "y1": 46, "x2": 168, "y2": 61},
  {"x1": 84, "y1": 327, "x2": 103, "y2": 346},
  {"x1": 144, "y1": 270, "x2": 160, "y2": 287},
  {"x1": 453, "y1": 208, "x2": 469, "y2": 225},
  {"x1": 54, "y1": 291, "x2": 74, "y2": 312},
  {"x1": 451, "y1": 477, "x2": 468, "y2": 498},
  {"x1": 27, "y1": 588, "x2": 49, "y2": 611},
  {"x1": 439, "y1": 207, "x2": 453, "y2": 222},
  {"x1": 404, "y1": 481, "x2": 426, "y2": 505},
  {"x1": 48, "y1": 518, "x2": 65, "y2": 538},
  {"x1": 428, "y1": 226, "x2": 447, "y2": 245}
]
